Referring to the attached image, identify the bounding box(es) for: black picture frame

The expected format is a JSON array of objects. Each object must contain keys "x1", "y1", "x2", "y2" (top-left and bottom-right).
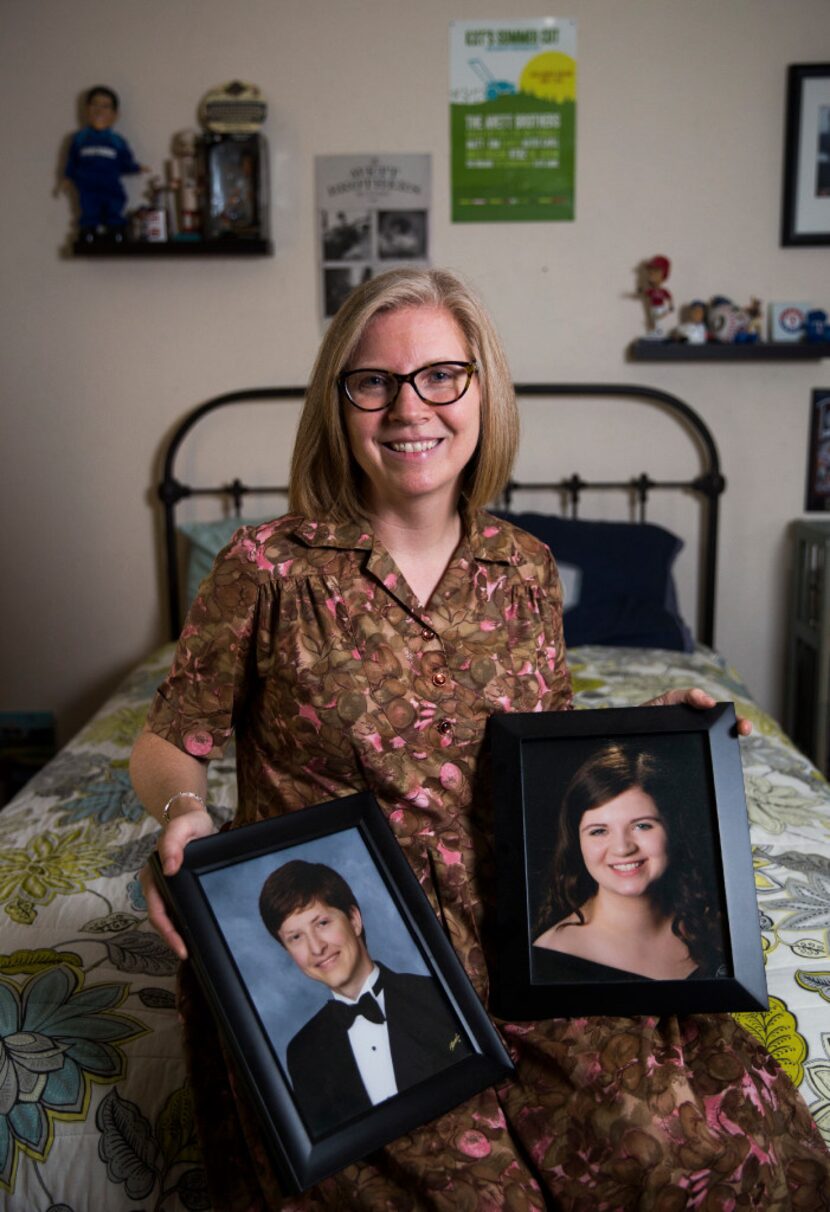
[
  {"x1": 488, "y1": 704, "x2": 768, "y2": 1018},
  {"x1": 781, "y1": 62, "x2": 830, "y2": 246},
  {"x1": 805, "y1": 388, "x2": 830, "y2": 510},
  {"x1": 150, "y1": 791, "x2": 512, "y2": 1194}
]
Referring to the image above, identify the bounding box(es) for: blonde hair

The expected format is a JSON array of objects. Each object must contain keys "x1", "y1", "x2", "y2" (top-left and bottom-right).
[{"x1": 289, "y1": 268, "x2": 518, "y2": 521}]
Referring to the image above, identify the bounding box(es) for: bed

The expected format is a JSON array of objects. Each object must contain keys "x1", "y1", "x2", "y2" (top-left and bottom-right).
[{"x1": 2, "y1": 384, "x2": 829, "y2": 1211}]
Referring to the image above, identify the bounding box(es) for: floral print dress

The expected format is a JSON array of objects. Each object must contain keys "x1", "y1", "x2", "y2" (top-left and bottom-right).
[{"x1": 147, "y1": 513, "x2": 830, "y2": 1211}]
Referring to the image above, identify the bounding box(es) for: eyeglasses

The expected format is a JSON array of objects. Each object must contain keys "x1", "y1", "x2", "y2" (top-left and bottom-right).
[{"x1": 338, "y1": 361, "x2": 477, "y2": 412}]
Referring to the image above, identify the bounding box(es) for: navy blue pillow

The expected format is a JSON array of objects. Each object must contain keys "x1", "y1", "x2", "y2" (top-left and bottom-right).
[{"x1": 495, "y1": 512, "x2": 693, "y2": 651}]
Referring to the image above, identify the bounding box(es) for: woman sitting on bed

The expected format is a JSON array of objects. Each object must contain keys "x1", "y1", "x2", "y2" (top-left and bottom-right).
[
  {"x1": 533, "y1": 741, "x2": 726, "y2": 982},
  {"x1": 132, "y1": 266, "x2": 829, "y2": 1211}
]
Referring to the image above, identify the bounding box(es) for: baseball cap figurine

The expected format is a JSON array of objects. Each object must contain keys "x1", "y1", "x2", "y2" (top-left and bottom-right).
[{"x1": 638, "y1": 255, "x2": 674, "y2": 340}]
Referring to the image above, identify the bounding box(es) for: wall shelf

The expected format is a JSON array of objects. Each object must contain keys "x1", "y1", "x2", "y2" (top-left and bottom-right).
[
  {"x1": 71, "y1": 238, "x2": 272, "y2": 257},
  {"x1": 629, "y1": 339, "x2": 830, "y2": 361}
]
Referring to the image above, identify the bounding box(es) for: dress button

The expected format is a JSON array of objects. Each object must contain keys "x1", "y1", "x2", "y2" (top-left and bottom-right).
[
  {"x1": 437, "y1": 720, "x2": 453, "y2": 735},
  {"x1": 432, "y1": 672, "x2": 447, "y2": 687}
]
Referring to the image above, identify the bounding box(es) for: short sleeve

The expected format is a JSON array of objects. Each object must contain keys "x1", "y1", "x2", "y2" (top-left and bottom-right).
[{"x1": 146, "y1": 531, "x2": 266, "y2": 759}]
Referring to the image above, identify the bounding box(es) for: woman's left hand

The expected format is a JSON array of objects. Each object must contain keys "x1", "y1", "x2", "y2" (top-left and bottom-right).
[{"x1": 643, "y1": 686, "x2": 752, "y2": 737}]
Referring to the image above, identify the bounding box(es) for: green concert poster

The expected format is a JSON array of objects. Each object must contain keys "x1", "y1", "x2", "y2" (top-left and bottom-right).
[{"x1": 450, "y1": 18, "x2": 577, "y2": 223}]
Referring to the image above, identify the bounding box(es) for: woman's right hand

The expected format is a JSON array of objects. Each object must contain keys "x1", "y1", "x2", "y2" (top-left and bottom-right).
[
  {"x1": 140, "y1": 809, "x2": 217, "y2": 959},
  {"x1": 130, "y1": 728, "x2": 217, "y2": 959}
]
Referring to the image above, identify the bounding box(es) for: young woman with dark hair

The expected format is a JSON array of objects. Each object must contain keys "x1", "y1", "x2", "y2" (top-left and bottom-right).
[{"x1": 533, "y1": 742, "x2": 726, "y2": 981}]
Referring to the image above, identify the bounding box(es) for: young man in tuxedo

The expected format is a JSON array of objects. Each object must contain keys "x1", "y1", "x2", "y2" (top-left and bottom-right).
[{"x1": 259, "y1": 859, "x2": 468, "y2": 1137}]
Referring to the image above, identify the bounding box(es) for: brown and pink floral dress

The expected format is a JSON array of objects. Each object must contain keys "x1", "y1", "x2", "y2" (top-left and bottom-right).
[{"x1": 147, "y1": 512, "x2": 830, "y2": 1211}]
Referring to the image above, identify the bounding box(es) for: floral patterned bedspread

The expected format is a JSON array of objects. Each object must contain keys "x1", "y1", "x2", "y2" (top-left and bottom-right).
[{"x1": 1, "y1": 642, "x2": 828, "y2": 1211}]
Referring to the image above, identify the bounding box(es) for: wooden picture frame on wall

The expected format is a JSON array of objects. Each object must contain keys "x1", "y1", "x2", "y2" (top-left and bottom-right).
[{"x1": 782, "y1": 63, "x2": 830, "y2": 246}]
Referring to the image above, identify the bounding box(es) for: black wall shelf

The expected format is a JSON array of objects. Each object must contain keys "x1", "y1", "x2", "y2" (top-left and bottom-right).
[
  {"x1": 72, "y1": 239, "x2": 272, "y2": 257},
  {"x1": 629, "y1": 339, "x2": 830, "y2": 361}
]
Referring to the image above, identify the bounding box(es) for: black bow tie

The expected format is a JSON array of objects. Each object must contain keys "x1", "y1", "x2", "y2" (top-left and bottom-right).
[{"x1": 333, "y1": 977, "x2": 385, "y2": 1029}]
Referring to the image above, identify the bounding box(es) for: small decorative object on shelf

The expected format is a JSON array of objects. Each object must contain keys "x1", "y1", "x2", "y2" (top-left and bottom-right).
[
  {"x1": 769, "y1": 301, "x2": 813, "y2": 342},
  {"x1": 805, "y1": 308, "x2": 828, "y2": 343},
  {"x1": 636, "y1": 255, "x2": 674, "y2": 340},
  {"x1": 674, "y1": 299, "x2": 708, "y2": 345},
  {"x1": 63, "y1": 85, "x2": 150, "y2": 248},
  {"x1": 168, "y1": 129, "x2": 203, "y2": 239},
  {"x1": 199, "y1": 81, "x2": 270, "y2": 246},
  {"x1": 68, "y1": 80, "x2": 272, "y2": 257},
  {"x1": 131, "y1": 176, "x2": 169, "y2": 242},
  {"x1": 784, "y1": 519, "x2": 830, "y2": 775},
  {"x1": 706, "y1": 296, "x2": 762, "y2": 344}
]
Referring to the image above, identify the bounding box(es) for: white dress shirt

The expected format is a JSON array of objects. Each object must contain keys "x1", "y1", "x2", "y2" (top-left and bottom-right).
[{"x1": 332, "y1": 965, "x2": 398, "y2": 1105}]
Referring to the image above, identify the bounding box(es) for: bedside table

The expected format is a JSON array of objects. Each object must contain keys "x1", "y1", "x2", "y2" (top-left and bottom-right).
[{"x1": 784, "y1": 520, "x2": 830, "y2": 774}]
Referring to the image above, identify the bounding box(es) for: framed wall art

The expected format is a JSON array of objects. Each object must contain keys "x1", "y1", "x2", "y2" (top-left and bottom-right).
[
  {"x1": 488, "y1": 704, "x2": 767, "y2": 1019},
  {"x1": 805, "y1": 388, "x2": 830, "y2": 511},
  {"x1": 781, "y1": 62, "x2": 830, "y2": 246},
  {"x1": 150, "y1": 791, "x2": 512, "y2": 1193}
]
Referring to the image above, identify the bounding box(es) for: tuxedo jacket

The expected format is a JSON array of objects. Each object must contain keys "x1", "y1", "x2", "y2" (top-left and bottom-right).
[{"x1": 286, "y1": 962, "x2": 469, "y2": 1138}]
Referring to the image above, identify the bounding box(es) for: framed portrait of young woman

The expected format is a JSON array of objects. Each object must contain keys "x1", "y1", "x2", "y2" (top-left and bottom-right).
[
  {"x1": 487, "y1": 704, "x2": 768, "y2": 1018},
  {"x1": 150, "y1": 792, "x2": 512, "y2": 1193}
]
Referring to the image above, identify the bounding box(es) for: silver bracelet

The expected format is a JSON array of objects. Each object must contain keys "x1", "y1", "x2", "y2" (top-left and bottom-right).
[{"x1": 162, "y1": 790, "x2": 207, "y2": 827}]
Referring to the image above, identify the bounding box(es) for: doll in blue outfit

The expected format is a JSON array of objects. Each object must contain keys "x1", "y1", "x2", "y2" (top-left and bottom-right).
[{"x1": 64, "y1": 86, "x2": 148, "y2": 241}]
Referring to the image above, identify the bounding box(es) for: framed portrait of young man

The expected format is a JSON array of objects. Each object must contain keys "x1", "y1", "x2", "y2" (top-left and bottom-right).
[
  {"x1": 487, "y1": 703, "x2": 768, "y2": 1019},
  {"x1": 150, "y1": 791, "x2": 512, "y2": 1193}
]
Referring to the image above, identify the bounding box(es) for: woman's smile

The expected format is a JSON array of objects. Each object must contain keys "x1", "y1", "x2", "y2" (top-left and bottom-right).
[
  {"x1": 383, "y1": 437, "x2": 444, "y2": 454},
  {"x1": 578, "y1": 787, "x2": 669, "y2": 897},
  {"x1": 343, "y1": 305, "x2": 480, "y2": 517}
]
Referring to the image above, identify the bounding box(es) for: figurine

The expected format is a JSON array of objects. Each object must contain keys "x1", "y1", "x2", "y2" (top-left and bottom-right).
[
  {"x1": 805, "y1": 309, "x2": 828, "y2": 342},
  {"x1": 141, "y1": 177, "x2": 168, "y2": 242},
  {"x1": 674, "y1": 299, "x2": 708, "y2": 344},
  {"x1": 63, "y1": 86, "x2": 149, "y2": 243},
  {"x1": 707, "y1": 296, "x2": 761, "y2": 344},
  {"x1": 638, "y1": 255, "x2": 674, "y2": 340},
  {"x1": 168, "y1": 130, "x2": 203, "y2": 237},
  {"x1": 743, "y1": 297, "x2": 764, "y2": 342}
]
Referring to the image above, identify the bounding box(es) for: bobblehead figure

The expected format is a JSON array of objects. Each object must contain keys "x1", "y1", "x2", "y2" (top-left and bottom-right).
[
  {"x1": 259, "y1": 860, "x2": 468, "y2": 1138},
  {"x1": 63, "y1": 86, "x2": 148, "y2": 241}
]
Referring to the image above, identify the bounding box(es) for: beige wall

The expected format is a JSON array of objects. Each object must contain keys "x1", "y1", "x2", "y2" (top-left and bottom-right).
[{"x1": 2, "y1": 0, "x2": 829, "y2": 742}]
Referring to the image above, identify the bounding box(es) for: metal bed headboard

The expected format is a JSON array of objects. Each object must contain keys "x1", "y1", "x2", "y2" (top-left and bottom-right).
[{"x1": 158, "y1": 383, "x2": 725, "y2": 645}]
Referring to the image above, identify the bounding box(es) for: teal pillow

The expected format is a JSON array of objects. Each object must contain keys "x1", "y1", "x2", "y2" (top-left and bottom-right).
[{"x1": 179, "y1": 517, "x2": 272, "y2": 606}]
